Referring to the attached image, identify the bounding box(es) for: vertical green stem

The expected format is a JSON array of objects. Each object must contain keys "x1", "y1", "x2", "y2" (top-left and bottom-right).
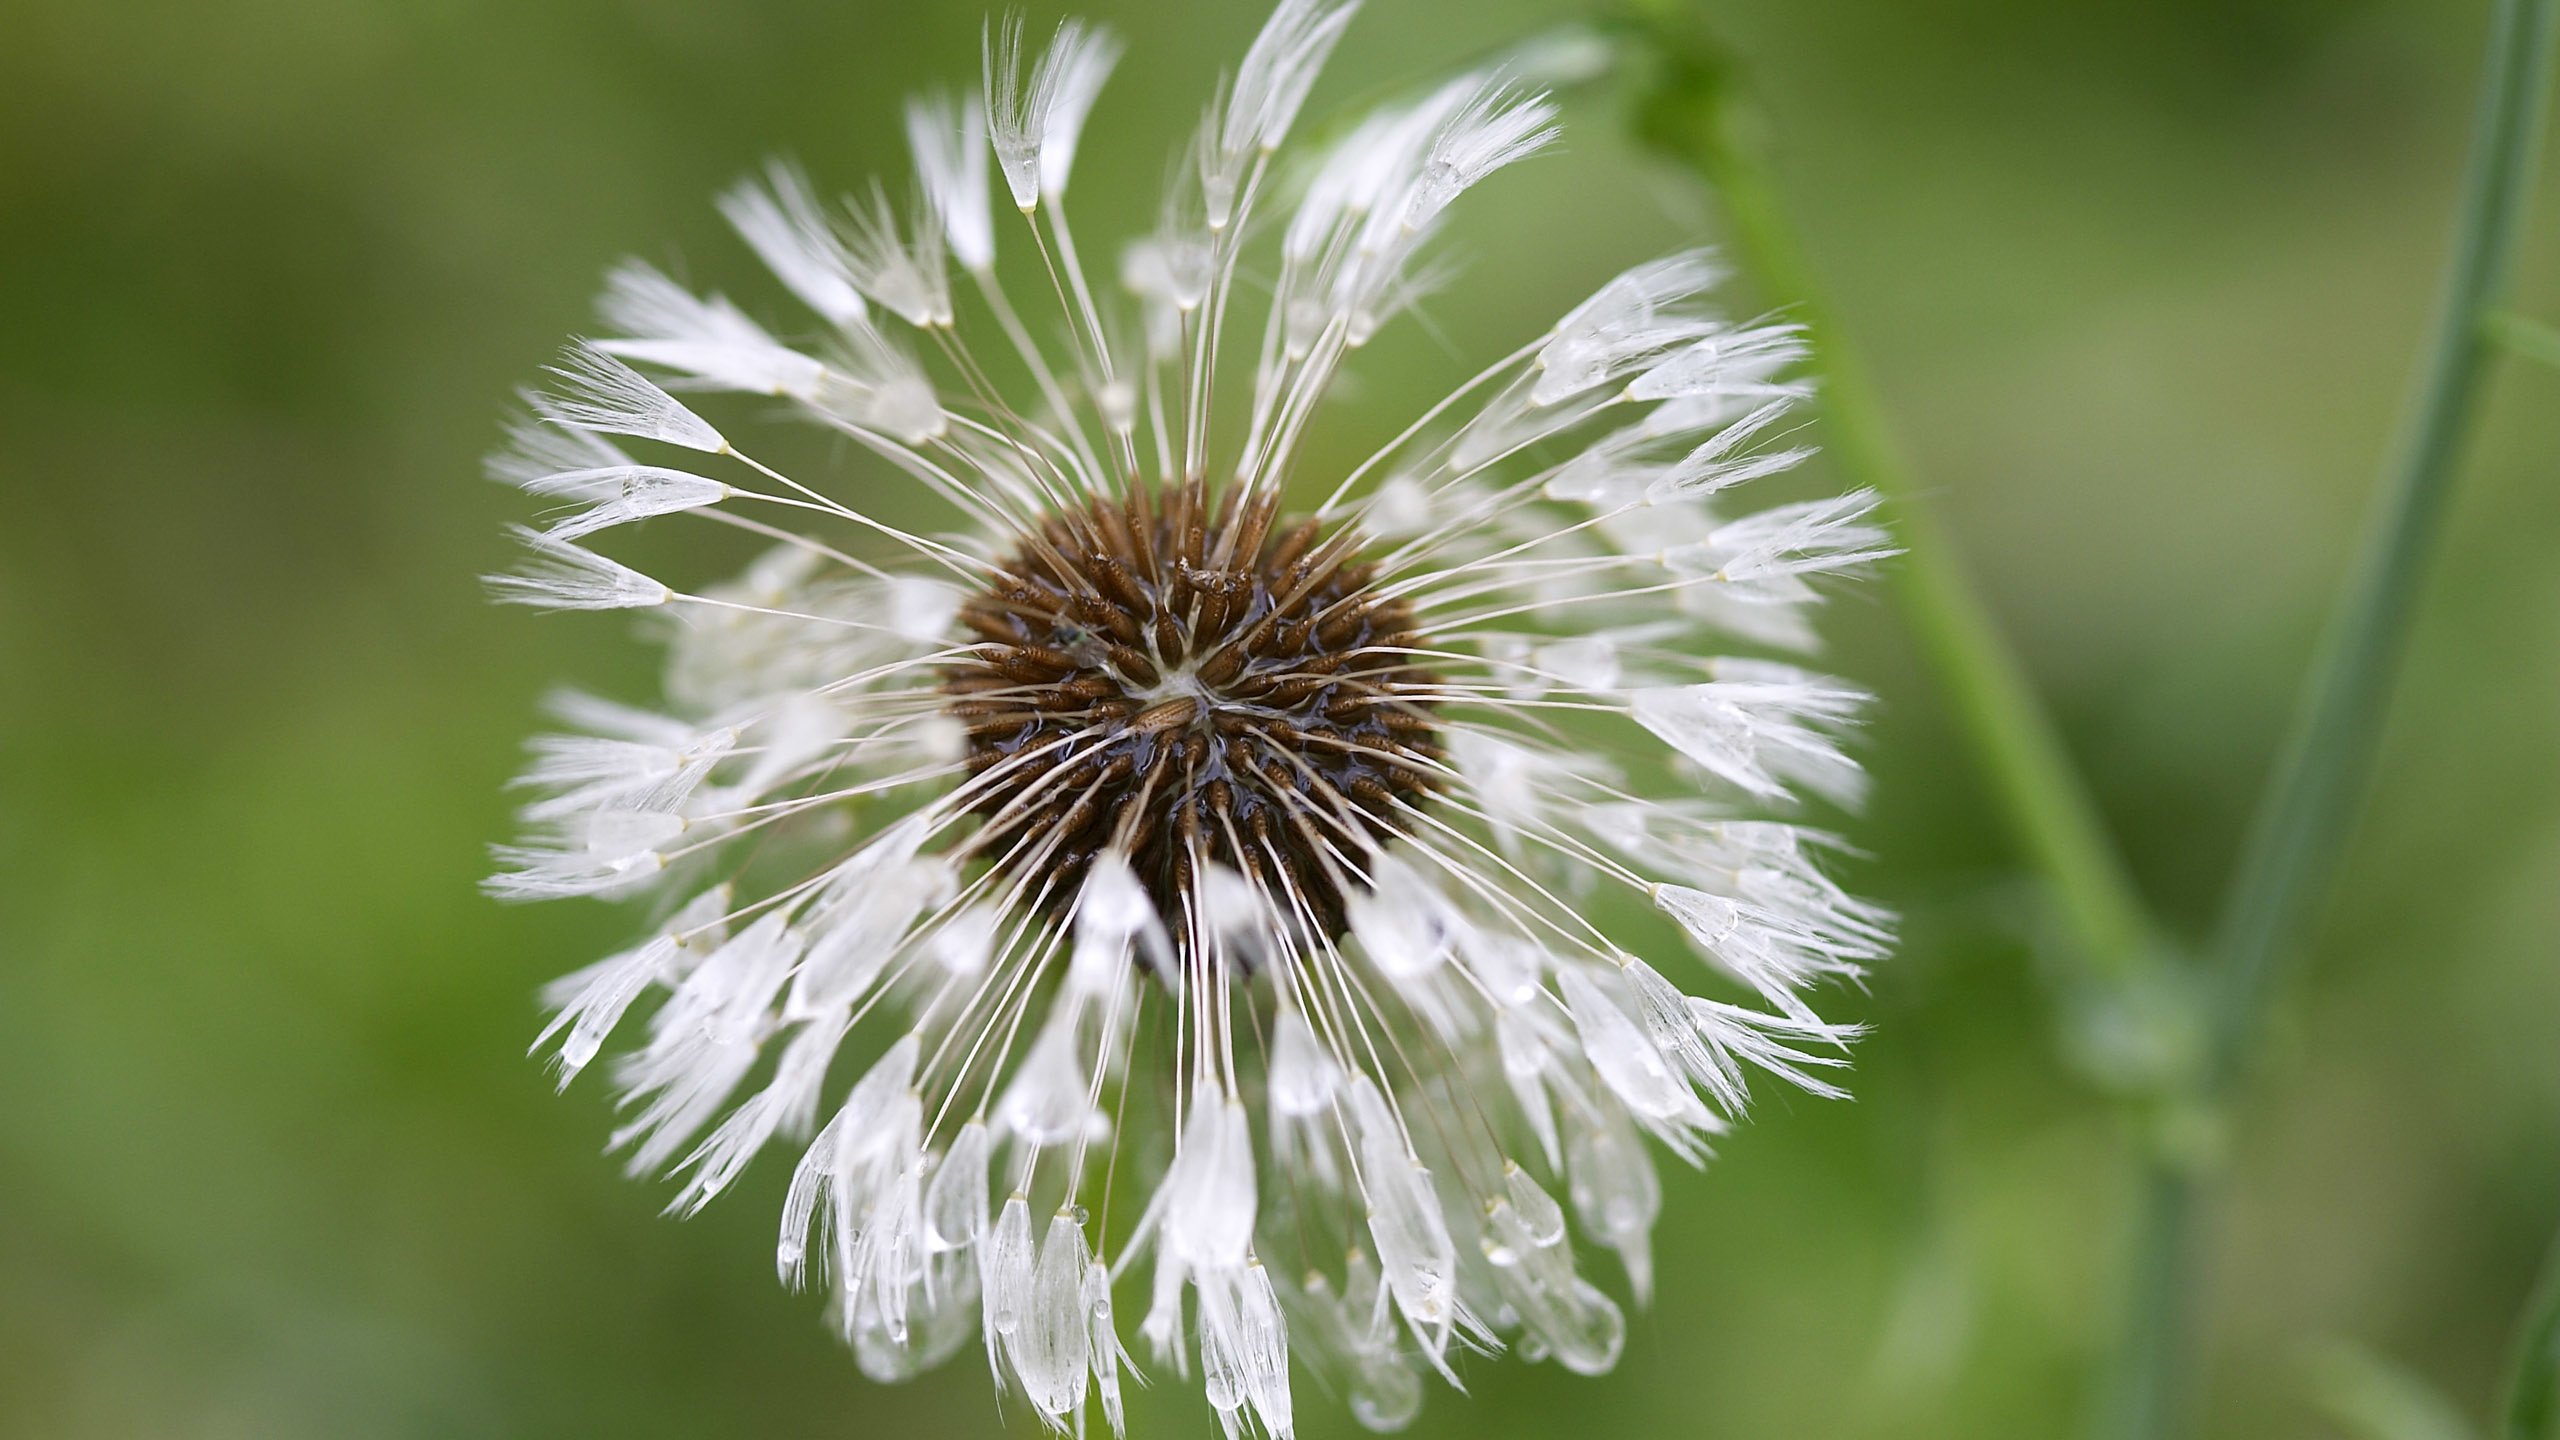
[
  {"x1": 2202, "y1": 0, "x2": 2557, "y2": 1080},
  {"x1": 2108, "y1": 0, "x2": 2558, "y2": 1433},
  {"x1": 2098, "y1": 1165, "x2": 2206, "y2": 1440},
  {"x1": 1620, "y1": 0, "x2": 2553, "y2": 1435},
  {"x1": 1622, "y1": 9, "x2": 2159, "y2": 989},
  {"x1": 2506, "y1": 1228, "x2": 2560, "y2": 1440},
  {"x1": 1621, "y1": 0, "x2": 2552, "y2": 1433}
]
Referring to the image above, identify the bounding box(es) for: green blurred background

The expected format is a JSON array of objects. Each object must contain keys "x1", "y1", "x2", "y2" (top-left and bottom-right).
[{"x1": 3, "y1": 0, "x2": 2555, "y2": 1436}]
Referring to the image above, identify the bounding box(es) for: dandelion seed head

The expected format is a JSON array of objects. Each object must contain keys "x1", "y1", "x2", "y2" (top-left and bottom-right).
[{"x1": 486, "y1": 3, "x2": 1897, "y2": 1433}]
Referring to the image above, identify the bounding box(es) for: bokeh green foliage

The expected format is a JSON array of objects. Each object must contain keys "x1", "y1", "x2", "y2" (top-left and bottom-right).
[{"x1": 3, "y1": 0, "x2": 2557, "y2": 1437}]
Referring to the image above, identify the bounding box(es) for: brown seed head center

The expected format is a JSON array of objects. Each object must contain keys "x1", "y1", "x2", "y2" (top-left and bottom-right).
[{"x1": 943, "y1": 478, "x2": 1441, "y2": 962}]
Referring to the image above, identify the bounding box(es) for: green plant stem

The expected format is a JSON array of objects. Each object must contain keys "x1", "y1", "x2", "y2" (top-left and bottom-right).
[
  {"x1": 1621, "y1": 3, "x2": 2553, "y2": 1435},
  {"x1": 2105, "y1": 1166, "x2": 2206, "y2": 1440},
  {"x1": 2106, "y1": 0, "x2": 2558, "y2": 1434},
  {"x1": 1622, "y1": 11, "x2": 2157, "y2": 988},
  {"x1": 2207, "y1": 0, "x2": 2556, "y2": 1082},
  {"x1": 2488, "y1": 311, "x2": 2560, "y2": 367},
  {"x1": 2507, "y1": 1228, "x2": 2560, "y2": 1440}
]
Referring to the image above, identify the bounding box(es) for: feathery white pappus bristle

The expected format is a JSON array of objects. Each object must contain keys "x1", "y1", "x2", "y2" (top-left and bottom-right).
[
  {"x1": 520, "y1": 465, "x2": 730, "y2": 540},
  {"x1": 486, "y1": 405, "x2": 632, "y2": 489},
  {"x1": 589, "y1": 261, "x2": 829, "y2": 398},
  {"x1": 837, "y1": 180, "x2": 952, "y2": 329},
  {"x1": 485, "y1": 525, "x2": 672, "y2": 611},
  {"x1": 719, "y1": 161, "x2": 869, "y2": 328},
  {"x1": 1403, "y1": 81, "x2": 1558, "y2": 231},
  {"x1": 487, "y1": 1, "x2": 1893, "y2": 1433},
  {"x1": 908, "y1": 90, "x2": 997, "y2": 273},
  {"x1": 1204, "y1": 0, "x2": 1359, "y2": 228},
  {"x1": 532, "y1": 342, "x2": 728, "y2": 453}
]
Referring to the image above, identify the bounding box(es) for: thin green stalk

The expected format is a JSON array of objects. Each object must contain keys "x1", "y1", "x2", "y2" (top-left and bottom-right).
[
  {"x1": 1618, "y1": 7, "x2": 2158, "y2": 989},
  {"x1": 2107, "y1": 0, "x2": 2559, "y2": 1434},
  {"x1": 2105, "y1": 1166, "x2": 2205, "y2": 1440},
  {"x1": 2207, "y1": 0, "x2": 2557, "y2": 1079},
  {"x1": 1618, "y1": 4, "x2": 2551, "y2": 1436},
  {"x1": 2486, "y1": 310, "x2": 2560, "y2": 367},
  {"x1": 2507, "y1": 1228, "x2": 2560, "y2": 1440}
]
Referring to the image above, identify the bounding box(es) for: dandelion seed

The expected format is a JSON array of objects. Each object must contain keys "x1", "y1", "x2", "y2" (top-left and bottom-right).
[
  {"x1": 986, "y1": 16, "x2": 1123, "y2": 212},
  {"x1": 488, "y1": 3, "x2": 1893, "y2": 1432}
]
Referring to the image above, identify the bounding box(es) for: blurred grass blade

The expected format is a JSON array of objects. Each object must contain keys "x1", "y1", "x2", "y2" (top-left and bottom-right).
[
  {"x1": 2485, "y1": 311, "x2": 2560, "y2": 368},
  {"x1": 2302, "y1": 1339, "x2": 2479, "y2": 1440},
  {"x1": 1610, "y1": 2, "x2": 2162, "y2": 999},
  {"x1": 2506, "y1": 1230, "x2": 2560, "y2": 1440}
]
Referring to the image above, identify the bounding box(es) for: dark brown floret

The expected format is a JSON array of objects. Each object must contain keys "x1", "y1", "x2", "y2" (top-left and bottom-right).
[{"x1": 943, "y1": 478, "x2": 1440, "y2": 960}]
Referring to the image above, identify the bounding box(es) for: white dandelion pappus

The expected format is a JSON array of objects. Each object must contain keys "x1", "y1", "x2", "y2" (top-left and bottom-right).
[{"x1": 486, "y1": 2, "x2": 1897, "y2": 1433}]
